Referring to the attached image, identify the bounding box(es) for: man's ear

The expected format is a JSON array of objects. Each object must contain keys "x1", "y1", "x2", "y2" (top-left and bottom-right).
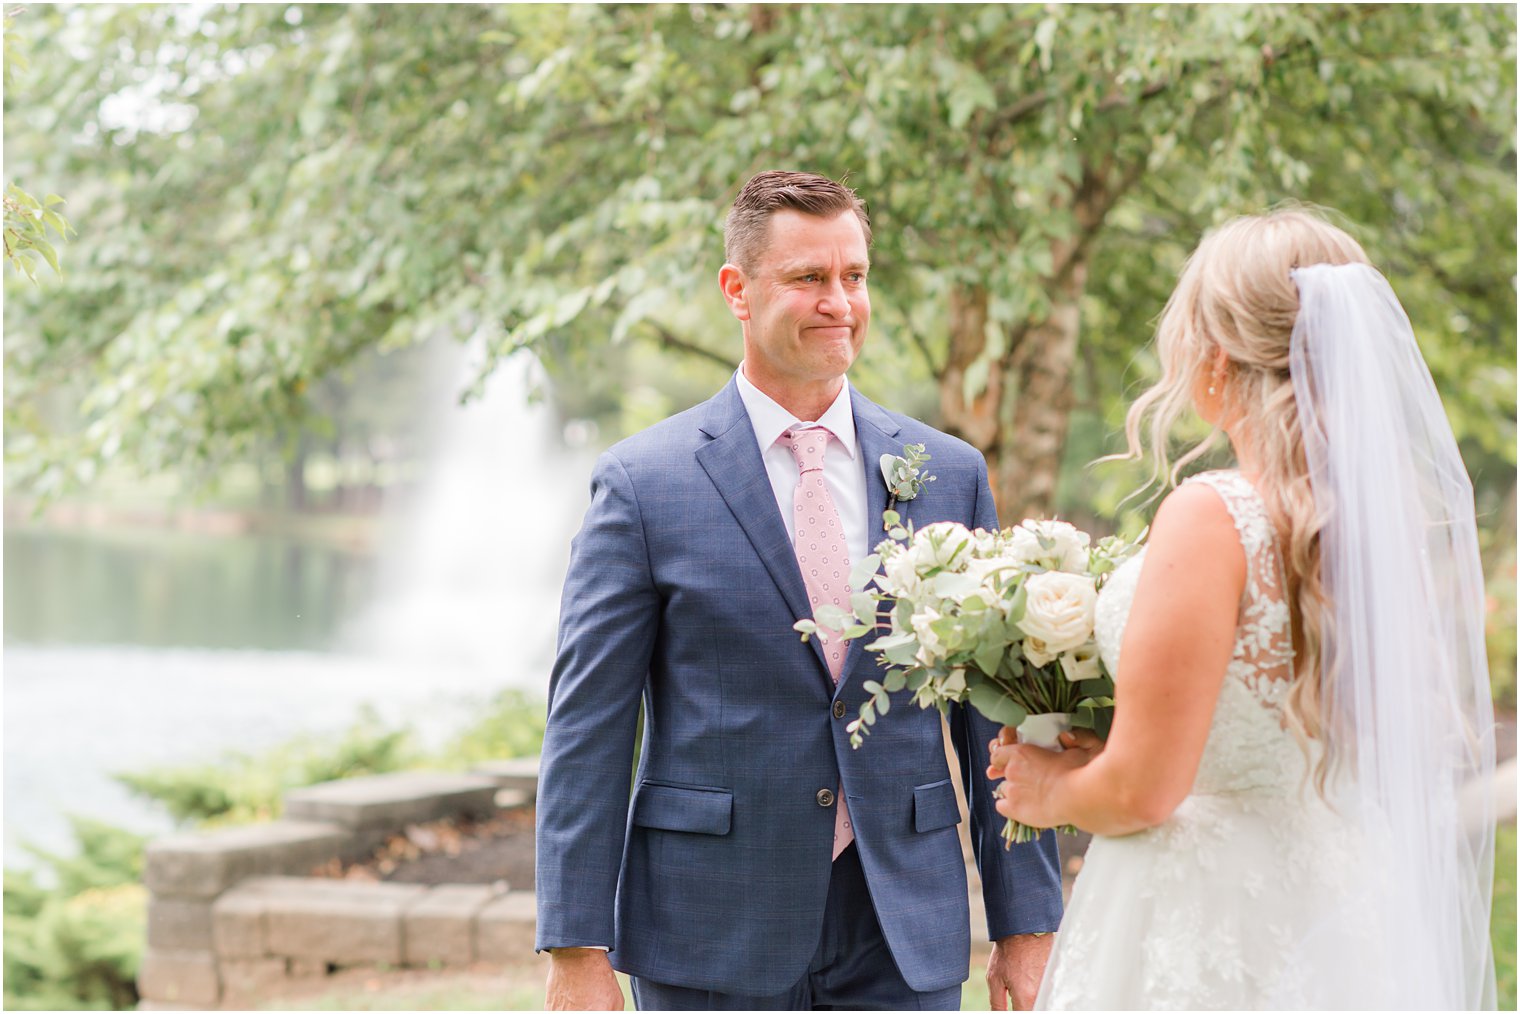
[{"x1": 719, "y1": 263, "x2": 750, "y2": 322}]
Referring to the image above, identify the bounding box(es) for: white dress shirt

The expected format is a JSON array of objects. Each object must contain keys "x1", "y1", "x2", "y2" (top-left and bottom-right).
[{"x1": 734, "y1": 365, "x2": 870, "y2": 577}]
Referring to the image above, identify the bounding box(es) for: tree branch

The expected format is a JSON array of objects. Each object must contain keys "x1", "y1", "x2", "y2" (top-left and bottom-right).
[{"x1": 642, "y1": 320, "x2": 738, "y2": 371}]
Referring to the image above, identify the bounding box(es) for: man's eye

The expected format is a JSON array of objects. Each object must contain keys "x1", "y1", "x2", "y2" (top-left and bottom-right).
[
  {"x1": 801, "y1": 274, "x2": 819, "y2": 282},
  {"x1": 847, "y1": 273, "x2": 866, "y2": 283}
]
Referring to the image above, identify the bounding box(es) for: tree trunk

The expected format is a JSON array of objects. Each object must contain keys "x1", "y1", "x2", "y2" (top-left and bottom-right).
[
  {"x1": 934, "y1": 271, "x2": 1088, "y2": 526},
  {"x1": 937, "y1": 285, "x2": 1002, "y2": 455},
  {"x1": 286, "y1": 433, "x2": 309, "y2": 513},
  {"x1": 992, "y1": 258, "x2": 1087, "y2": 522}
]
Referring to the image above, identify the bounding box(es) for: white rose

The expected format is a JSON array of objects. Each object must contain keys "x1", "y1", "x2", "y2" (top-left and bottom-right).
[
  {"x1": 1023, "y1": 639, "x2": 1057, "y2": 669},
  {"x1": 880, "y1": 546, "x2": 923, "y2": 599},
  {"x1": 965, "y1": 556, "x2": 1018, "y2": 598},
  {"x1": 1020, "y1": 570, "x2": 1097, "y2": 661},
  {"x1": 913, "y1": 521, "x2": 974, "y2": 572},
  {"x1": 911, "y1": 607, "x2": 945, "y2": 664},
  {"x1": 1059, "y1": 640, "x2": 1102, "y2": 683},
  {"x1": 1009, "y1": 519, "x2": 1090, "y2": 572}
]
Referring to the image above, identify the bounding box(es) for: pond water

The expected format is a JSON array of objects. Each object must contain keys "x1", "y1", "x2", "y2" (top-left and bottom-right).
[
  {"x1": 4, "y1": 352, "x2": 590, "y2": 868},
  {"x1": 1, "y1": 521, "x2": 570, "y2": 867}
]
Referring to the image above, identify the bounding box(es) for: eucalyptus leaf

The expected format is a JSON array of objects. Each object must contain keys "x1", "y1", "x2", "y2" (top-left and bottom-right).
[{"x1": 967, "y1": 684, "x2": 1028, "y2": 727}]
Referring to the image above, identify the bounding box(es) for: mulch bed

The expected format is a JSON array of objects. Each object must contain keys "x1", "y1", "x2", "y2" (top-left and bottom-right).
[{"x1": 311, "y1": 805, "x2": 537, "y2": 890}]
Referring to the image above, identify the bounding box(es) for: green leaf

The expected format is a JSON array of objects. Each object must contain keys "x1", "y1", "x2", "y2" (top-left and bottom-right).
[
  {"x1": 1077, "y1": 677, "x2": 1113, "y2": 697},
  {"x1": 968, "y1": 684, "x2": 1028, "y2": 727},
  {"x1": 973, "y1": 640, "x2": 1005, "y2": 678},
  {"x1": 883, "y1": 669, "x2": 907, "y2": 692},
  {"x1": 850, "y1": 591, "x2": 877, "y2": 623},
  {"x1": 814, "y1": 603, "x2": 851, "y2": 629},
  {"x1": 850, "y1": 554, "x2": 882, "y2": 589}
]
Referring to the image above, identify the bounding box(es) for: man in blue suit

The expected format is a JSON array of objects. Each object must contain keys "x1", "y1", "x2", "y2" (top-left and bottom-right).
[{"x1": 536, "y1": 171, "x2": 1063, "y2": 1010}]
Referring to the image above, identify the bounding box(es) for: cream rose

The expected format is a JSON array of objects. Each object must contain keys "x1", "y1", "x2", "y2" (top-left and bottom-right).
[
  {"x1": 911, "y1": 521, "x2": 975, "y2": 572},
  {"x1": 881, "y1": 545, "x2": 923, "y2": 598},
  {"x1": 911, "y1": 607, "x2": 946, "y2": 664},
  {"x1": 1059, "y1": 640, "x2": 1102, "y2": 683},
  {"x1": 1020, "y1": 570, "x2": 1097, "y2": 666},
  {"x1": 1009, "y1": 519, "x2": 1090, "y2": 573}
]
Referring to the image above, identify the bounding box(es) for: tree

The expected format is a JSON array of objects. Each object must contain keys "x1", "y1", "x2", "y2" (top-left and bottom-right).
[
  {"x1": 3, "y1": 9, "x2": 74, "y2": 280},
  {"x1": 4, "y1": 4, "x2": 1514, "y2": 525}
]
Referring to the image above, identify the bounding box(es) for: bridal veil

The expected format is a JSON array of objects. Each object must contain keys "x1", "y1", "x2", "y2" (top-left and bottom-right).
[{"x1": 1289, "y1": 263, "x2": 1497, "y2": 1009}]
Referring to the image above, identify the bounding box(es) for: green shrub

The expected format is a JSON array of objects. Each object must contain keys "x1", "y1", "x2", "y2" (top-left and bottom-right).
[
  {"x1": 1486, "y1": 541, "x2": 1517, "y2": 712},
  {"x1": 115, "y1": 706, "x2": 421, "y2": 825},
  {"x1": 3, "y1": 821, "x2": 146, "y2": 1011},
  {"x1": 435, "y1": 689, "x2": 547, "y2": 768},
  {"x1": 1495, "y1": 823, "x2": 1517, "y2": 1010}
]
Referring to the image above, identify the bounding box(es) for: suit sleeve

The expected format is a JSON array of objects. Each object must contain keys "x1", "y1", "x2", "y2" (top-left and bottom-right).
[
  {"x1": 947, "y1": 454, "x2": 1065, "y2": 939},
  {"x1": 534, "y1": 450, "x2": 658, "y2": 952}
]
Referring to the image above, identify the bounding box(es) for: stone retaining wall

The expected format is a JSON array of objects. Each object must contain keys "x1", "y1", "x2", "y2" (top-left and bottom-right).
[{"x1": 137, "y1": 758, "x2": 539, "y2": 1010}]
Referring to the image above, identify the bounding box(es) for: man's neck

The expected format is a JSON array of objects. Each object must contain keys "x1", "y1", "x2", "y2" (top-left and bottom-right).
[{"x1": 740, "y1": 363, "x2": 845, "y2": 422}]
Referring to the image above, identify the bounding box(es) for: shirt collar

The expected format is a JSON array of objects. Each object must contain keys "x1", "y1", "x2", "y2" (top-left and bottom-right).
[{"x1": 734, "y1": 364, "x2": 857, "y2": 459}]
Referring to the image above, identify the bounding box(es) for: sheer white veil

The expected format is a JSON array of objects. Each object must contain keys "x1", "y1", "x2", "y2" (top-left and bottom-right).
[{"x1": 1289, "y1": 263, "x2": 1496, "y2": 1009}]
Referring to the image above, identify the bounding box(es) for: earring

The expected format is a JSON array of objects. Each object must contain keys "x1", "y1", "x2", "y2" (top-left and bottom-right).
[{"x1": 1208, "y1": 384, "x2": 1217, "y2": 396}]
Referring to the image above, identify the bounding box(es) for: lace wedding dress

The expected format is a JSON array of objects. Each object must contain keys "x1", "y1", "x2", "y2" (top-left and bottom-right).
[{"x1": 1036, "y1": 471, "x2": 1395, "y2": 1010}]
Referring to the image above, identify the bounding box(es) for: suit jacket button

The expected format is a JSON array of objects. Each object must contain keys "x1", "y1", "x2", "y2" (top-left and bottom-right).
[
  {"x1": 816, "y1": 788, "x2": 835, "y2": 807},
  {"x1": 832, "y1": 700, "x2": 846, "y2": 719}
]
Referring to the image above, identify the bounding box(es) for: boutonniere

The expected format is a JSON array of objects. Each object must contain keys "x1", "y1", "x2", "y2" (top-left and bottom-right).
[{"x1": 880, "y1": 442, "x2": 935, "y2": 530}]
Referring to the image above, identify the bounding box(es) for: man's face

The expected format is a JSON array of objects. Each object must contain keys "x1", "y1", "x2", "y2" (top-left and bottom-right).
[{"x1": 725, "y1": 209, "x2": 871, "y2": 392}]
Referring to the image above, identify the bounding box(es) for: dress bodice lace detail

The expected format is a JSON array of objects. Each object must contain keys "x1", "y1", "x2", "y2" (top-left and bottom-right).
[
  {"x1": 1092, "y1": 470, "x2": 1301, "y2": 796},
  {"x1": 1038, "y1": 471, "x2": 1377, "y2": 1010}
]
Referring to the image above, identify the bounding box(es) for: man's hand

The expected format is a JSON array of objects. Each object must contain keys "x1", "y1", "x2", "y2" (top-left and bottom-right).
[
  {"x1": 986, "y1": 933, "x2": 1054, "y2": 1011},
  {"x1": 546, "y1": 947, "x2": 624, "y2": 1011}
]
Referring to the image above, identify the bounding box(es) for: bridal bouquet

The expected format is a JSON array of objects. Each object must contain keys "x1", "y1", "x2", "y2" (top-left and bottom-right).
[{"x1": 796, "y1": 514, "x2": 1140, "y2": 845}]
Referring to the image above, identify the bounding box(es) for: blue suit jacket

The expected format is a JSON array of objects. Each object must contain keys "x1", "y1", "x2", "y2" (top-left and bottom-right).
[{"x1": 535, "y1": 379, "x2": 1063, "y2": 993}]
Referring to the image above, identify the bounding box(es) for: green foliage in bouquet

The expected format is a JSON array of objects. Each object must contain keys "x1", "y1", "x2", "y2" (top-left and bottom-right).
[
  {"x1": 797, "y1": 509, "x2": 1141, "y2": 845},
  {"x1": 798, "y1": 517, "x2": 1138, "y2": 749}
]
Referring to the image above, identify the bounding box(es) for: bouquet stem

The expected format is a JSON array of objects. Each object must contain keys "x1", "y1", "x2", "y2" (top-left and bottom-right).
[{"x1": 1000, "y1": 712, "x2": 1078, "y2": 848}]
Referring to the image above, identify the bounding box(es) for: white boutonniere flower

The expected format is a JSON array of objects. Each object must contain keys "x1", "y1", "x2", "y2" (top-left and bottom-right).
[{"x1": 880, "y1": 443, "x2": 935, "y2": 530}]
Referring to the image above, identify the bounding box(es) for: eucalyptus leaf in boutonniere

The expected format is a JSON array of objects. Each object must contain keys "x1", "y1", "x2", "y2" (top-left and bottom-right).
[{"x1": 880, "y1": 443, "x2": 935, "y2": 529}]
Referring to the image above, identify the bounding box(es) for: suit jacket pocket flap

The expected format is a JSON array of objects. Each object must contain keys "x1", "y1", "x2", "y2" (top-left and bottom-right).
[
  {"x1": 913, "y1": 779, "x2": 962, "y2": 833},
  {"x1": 632, "y1": 782, "x2": 733, "y2": 835}
]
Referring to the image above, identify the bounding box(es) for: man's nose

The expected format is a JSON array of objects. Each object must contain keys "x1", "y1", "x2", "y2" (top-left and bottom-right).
[{"x1": 817, "y1": 278, "x2": 850, "y2": 317}]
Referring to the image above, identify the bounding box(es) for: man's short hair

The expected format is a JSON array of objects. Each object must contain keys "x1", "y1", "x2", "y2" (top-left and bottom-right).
[{"x1": 724, "y1": 171, "x2": 872, "y2": 272}]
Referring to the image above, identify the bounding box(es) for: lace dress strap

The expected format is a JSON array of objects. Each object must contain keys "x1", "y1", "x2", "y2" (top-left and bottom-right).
[{"x1": 1182, "y1": 470, "x2": 1295, "y2": 680}]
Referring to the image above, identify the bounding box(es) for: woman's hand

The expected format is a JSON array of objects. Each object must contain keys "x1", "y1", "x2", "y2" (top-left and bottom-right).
[{"x1": 985, "y1": 727, "x2": 1103, "y2": 830}]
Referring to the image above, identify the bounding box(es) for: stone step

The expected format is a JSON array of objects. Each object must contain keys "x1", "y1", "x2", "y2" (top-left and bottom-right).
[
  {"x1": 470, "y1": 756, "x2": 540, "y2": 798},
  {"x1": 145, "y1": 821, "x2": 348, "y2": 899},
  {"x1": 213, "y1": 876, "x2": 525, "y2": 970},
  {"x1": 284, "y1": 771, "x2": 500, "y2": 832}
]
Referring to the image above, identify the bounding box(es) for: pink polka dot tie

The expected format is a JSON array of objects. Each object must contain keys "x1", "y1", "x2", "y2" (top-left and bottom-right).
[{"x1": 785, "y1": 427, "x2": 854, "y2": 860}]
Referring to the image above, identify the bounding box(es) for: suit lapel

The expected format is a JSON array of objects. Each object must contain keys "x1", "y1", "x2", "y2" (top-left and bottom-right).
[{"x1": 695, "y1": 380, "x2": 831, "y2": 679}]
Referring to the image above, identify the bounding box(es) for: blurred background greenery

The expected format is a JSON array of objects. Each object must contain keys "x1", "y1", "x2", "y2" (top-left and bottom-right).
[{"x1": 3, "y1": 3, "x2": 1514, "y2": 1009}]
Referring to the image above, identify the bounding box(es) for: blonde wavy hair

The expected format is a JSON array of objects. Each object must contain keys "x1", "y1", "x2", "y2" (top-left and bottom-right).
[{"x1": 1120, "y1": 207, "x2": 1370, "y2": 793}]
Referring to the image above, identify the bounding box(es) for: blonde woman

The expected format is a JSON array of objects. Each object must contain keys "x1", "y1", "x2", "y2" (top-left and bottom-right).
[{"x1": 991, "y1": 209, "x2": 1497, "y2": 1009}]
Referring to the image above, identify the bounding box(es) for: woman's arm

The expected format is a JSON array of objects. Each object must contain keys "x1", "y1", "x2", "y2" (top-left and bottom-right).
[{"x1": 990, "y1": 482, "x2": 1245, "y2": 836}]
